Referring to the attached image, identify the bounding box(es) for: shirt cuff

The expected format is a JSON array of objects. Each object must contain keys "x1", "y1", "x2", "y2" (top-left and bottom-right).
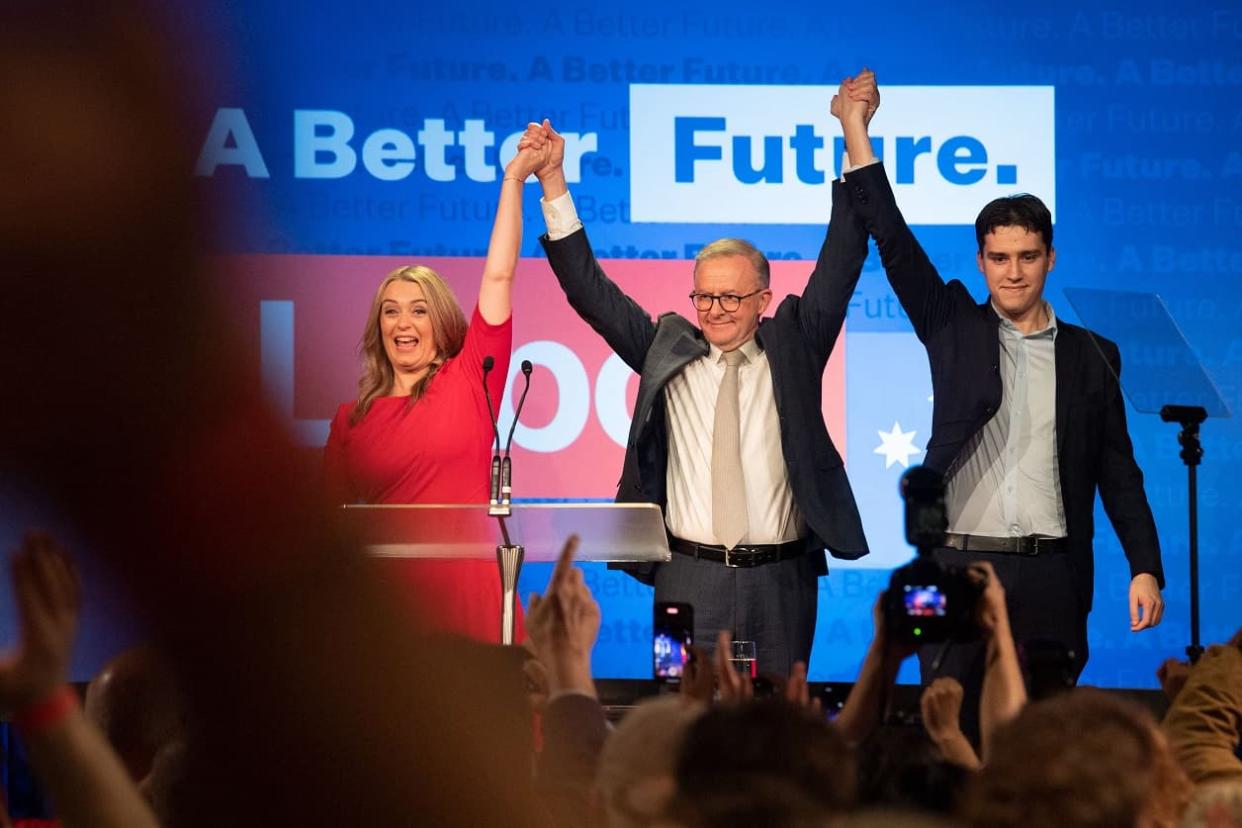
[
  {"x1": 541, "y1": 191, "x2": 584, "y2": 241},
  {"x1": 840, "y1": 156, "x2": 880, "y2": 183}
]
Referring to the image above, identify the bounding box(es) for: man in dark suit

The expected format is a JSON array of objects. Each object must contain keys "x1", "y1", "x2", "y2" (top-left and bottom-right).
[
  {"x1": 517, "y1": 100, "x2": 872, "y2": 675},
  {"x1": 834, "y1": 71, "x2": 1165, "y2": 713}
]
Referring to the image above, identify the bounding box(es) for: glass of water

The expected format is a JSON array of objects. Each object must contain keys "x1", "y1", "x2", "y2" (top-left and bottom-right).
[{"x1": 730, "y1": 640, "x2": 757, "y2": 679}]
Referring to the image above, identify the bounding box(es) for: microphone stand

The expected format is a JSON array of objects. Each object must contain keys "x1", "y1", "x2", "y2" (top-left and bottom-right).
[
  {"x1": 501, "y1": 361, "x2": 534, "y2": 511},
  {"x1": 482, "y1": 357, "x2": 534, "y2": 645},
  {"x1": 482, "y1": 356, "x2": 504, "y2": 515},
  {"x1": 1161, "y1": 404, "x2": 1207, "y2": 664}
]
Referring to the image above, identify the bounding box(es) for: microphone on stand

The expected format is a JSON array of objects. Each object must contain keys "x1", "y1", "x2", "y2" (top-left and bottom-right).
[
  {"x1": 500, "y1": 360, "x2": 534, "y2": 504},
  {"x1": 481, "y1": 356, "x2": 502, "y2": 506}
]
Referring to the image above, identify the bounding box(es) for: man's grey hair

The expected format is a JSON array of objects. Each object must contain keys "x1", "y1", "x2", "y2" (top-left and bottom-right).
[{"x1": 693, "y1": 238, "x2": 770, "y2": 288}]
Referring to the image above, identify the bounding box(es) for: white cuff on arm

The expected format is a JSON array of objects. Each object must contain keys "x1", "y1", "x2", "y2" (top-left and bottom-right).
[
  {"x1": 541, "y1": 191, "x2": 584, "y2": 241},
  {"x1": 839, "y1": 156, "x2": 880, "y2": 183}
]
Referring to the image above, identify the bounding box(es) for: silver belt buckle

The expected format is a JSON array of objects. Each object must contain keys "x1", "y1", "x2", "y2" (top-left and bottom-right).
[{"x1": 724, "y1": 546, "x2": 739, "y2": 568}]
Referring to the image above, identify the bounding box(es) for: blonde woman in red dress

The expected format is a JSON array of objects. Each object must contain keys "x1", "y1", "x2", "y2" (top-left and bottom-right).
[{"x1": 324, "y1": 142, "x2": 547, "y2": 642}]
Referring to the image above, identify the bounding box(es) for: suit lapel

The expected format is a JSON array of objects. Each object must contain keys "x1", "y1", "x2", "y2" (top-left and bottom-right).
[
  {"x1": 755, "y1": 322, "x2": 783, "y2": 409},
  {"x1": 1055, "y1": 326, "x2": 1080, "y2": 456},
  {"x1": 631, "y1": 319, "x2": 708, "y2": 434},
  {"x1": 648, "y1": 328, "x2": 708, "y2": 387}
]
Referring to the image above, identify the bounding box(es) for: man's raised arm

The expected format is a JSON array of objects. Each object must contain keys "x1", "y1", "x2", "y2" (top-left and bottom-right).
[
  {"x1": 521, "y1": 120, "x2": 657, "y2": 373},
  {"x1": 795, "y1": 74, "x2": 875, "y2": 358}
]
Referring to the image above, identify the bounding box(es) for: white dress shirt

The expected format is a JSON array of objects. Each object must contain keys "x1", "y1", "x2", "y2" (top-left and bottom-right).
[
  {"x1": 541, "y1": 192, "x2": 805, "y2": 546},
  {"x1": 945, "y1": 302, "x2": 1067, "y2": 538}
]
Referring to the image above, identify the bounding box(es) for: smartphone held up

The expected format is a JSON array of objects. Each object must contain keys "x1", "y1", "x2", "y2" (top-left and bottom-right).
[{"x1": 653, "y1": 601, "x2": 693, "y2": 684}]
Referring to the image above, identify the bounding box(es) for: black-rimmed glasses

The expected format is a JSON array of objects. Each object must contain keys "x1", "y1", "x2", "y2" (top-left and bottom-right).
[{"x1": 689, "y1": 289, "x2": 764, "y2": 313}]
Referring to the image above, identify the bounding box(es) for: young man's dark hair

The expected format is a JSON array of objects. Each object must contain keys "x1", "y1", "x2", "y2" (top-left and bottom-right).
[{"x1": 974, "y1": 194, "x2": 1054, "y2": 252}]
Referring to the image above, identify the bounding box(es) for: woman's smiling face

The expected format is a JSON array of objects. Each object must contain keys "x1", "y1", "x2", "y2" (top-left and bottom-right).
[{"x1": 379, "y1": 279, "x2": 437, "y2": 380}]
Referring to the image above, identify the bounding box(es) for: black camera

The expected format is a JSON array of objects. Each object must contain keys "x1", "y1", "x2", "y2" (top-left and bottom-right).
[
  {"x1": 885, "y1": 556, "x2": 981, "y2": 645},
  {"x1": 884, "y1": 467, "x2": 982, "y2": 646}
]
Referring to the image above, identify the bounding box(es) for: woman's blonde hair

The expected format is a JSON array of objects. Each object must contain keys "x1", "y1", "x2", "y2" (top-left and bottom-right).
[{"x1": 351, "y1": 265, "x2": 467, "y2": 424}]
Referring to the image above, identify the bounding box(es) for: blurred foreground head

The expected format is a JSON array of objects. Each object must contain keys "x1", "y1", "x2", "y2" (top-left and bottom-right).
[
  {"x1": 1, "y1": 3, "x2": 209, "y2": 486},
  {"x1": 597, "y1": 695, "x2": 706, "y2": 828},
  {"x1": 85, "y1": 645, "x2": 184, "y2": 783},
  {"x1": 0, "y1": 5, "x2": 536, "y2": 825},
  {"x1": 855, "y1": 723, "x2": 969, "y2": 815},
  {"x1": 670, "y1": 700, "x2": 856, "y2": 827},
  {"x1": 964, "y1": 688, "x2": 1191, "y2": 828}
]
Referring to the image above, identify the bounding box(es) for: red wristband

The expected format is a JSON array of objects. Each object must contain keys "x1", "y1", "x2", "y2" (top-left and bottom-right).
[{"x1": 14, "y1": 686, "x2": 78, "y2": 738}]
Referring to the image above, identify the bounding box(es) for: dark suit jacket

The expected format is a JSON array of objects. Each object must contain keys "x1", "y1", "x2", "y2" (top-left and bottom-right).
[
  {"x1": 844, "y1": 162, "x2": 1163, "y2": 610},
  {"x1": 540, "y1": 179, "x2": 870, "y2": 582}
]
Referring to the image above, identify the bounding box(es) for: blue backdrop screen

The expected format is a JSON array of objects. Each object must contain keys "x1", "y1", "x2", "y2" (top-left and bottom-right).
[{"x1": 11, "y1": 1, "x2": 1236, "y2": 687}]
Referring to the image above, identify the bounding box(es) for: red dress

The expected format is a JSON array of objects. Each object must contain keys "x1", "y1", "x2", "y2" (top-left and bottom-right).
[{"x1": 324, "y1": 306, "x2": 520, "y2": 642}]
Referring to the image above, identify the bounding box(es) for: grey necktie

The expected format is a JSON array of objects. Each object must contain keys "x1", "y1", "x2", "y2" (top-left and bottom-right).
[{"x1": 712, "y1": 349, "x2": 749, "y2": 549}]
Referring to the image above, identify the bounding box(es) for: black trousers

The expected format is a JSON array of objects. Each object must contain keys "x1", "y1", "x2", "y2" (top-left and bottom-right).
[{"x1": 917, "y1": 546, "x2": 1089, "y2": 743}]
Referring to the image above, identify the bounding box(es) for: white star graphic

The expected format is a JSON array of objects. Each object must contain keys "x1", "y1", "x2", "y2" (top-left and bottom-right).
[{"x1": 873, "y1": 421, "x2": 923, "y2": 469}]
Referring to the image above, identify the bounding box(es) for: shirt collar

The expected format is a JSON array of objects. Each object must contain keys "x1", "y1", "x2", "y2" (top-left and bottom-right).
[
  {"x1": 994, "y1": 300, "x2": 1058, "y2": 339},
  {"x1": 708, "y1": 336, "x2": 763, "y2": 364}
]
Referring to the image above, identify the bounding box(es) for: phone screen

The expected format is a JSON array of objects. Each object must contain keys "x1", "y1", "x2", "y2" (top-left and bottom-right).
[{"x1": 653, "y1": 602, "x2": 693, "y2": 683}]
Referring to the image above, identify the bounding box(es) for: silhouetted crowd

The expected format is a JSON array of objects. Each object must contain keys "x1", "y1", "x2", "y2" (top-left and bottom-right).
[{"x1": 0, "y1": 532, "x2": 1238, "y2": 827}]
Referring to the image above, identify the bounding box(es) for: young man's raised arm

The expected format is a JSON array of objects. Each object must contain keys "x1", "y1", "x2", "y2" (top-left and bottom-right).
[{"x1": 838, "y1": 71, "x2": 958, "y2": 343}]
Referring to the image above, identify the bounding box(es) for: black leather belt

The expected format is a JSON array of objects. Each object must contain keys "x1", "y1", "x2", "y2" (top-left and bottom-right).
[
  {"x1": 943, "y1": 532, "x2": 1068, "y2": 556},
  {"x1": 669, "y1": 537, "x2": 807, "y2": 568}
]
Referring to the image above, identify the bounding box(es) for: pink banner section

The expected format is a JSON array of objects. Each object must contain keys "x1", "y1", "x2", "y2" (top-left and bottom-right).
[{"x1": 213, "y1": 255, "x2": 846, "y2": 500}]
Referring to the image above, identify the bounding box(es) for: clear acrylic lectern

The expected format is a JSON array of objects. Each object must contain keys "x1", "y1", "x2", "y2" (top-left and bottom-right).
[
  {"x1": 1064, "y1": 288, "x2": 1231, "y2": 661},
  {"x1": 340, "y1": 502, "x2": 670, "y2": 645}
]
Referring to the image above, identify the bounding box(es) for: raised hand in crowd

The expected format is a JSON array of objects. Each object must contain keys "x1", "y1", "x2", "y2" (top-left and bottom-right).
[
  {"x1": 526, "y1": 535, "x2": 601, "y2": 699},
  {"x1": 972, "y1": 561, "x2": 1026, "y2": 761},
  {"x1": 785, "y1": 660, "x2": 823, "y2": 717},
  {"x1": 0, "y1": 532, "x2": 79, "y2": 712},
  {"x1": 679, "y1": 645, "x2": 716, "y2": 706},
  {"x1": 521, "y1": 645, "x2": 551, "y2": 715},
  {"x1": 517, "y1": 118, "x2": 567, "y2": 199},
  {"x1": 921, "y1": 677, "x2": 980, "y2": 770},
  {"x1": 835, "y1": 591, "x2": 917, "y2": 746},
  {"x1": 0, "y1": 532, "x2": 158, "y2": 828},
  {"x1": 527, "y1": 537, "x2": 608, "y2": 827},
  {"x1": 972, "y1": 561, "x2": 1008, "y2": 640}
]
